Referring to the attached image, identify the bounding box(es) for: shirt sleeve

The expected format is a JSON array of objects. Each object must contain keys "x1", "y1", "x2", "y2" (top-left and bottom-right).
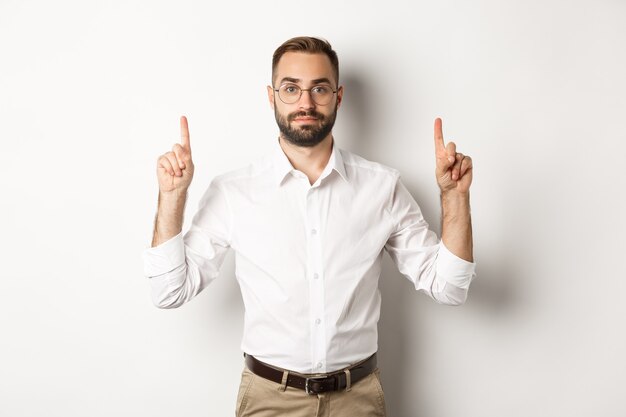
[
  {"x1": 384, "y1": 175, "x2": 476, "y2": 306},
  {"x1": 142, "y1": 179, "x2": 233, "y2": 308}
]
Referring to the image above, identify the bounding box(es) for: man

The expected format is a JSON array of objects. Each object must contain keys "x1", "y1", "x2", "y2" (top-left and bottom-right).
[{"x1": 143, "y1": 37, "x2": 475, "y2": 417}]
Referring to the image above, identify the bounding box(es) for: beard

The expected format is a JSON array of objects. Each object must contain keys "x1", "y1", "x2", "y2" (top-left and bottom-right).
[{"x1": 275, "y1": 105, "x2": 337, "y2": 148}]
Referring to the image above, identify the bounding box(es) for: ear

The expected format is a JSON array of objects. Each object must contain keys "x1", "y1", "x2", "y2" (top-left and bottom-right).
[
  {"x1": 267, "y1": 85, "x2": 275, "y2": 110},
  {"x1": 336, "y1": 85, "x2": 344, "y2": 110}
]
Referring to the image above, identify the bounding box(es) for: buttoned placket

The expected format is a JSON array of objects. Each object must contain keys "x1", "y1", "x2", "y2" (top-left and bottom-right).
[{"x1": 305, "y1": 180, "x2": 327, "y2": 374}]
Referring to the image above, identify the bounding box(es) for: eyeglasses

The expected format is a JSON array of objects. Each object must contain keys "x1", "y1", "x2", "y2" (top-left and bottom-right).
[{"x1": 274, "y1": 83, "x2": 337, "y2": 106}]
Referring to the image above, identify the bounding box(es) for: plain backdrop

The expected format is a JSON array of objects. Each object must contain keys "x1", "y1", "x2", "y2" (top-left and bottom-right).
[{"x1": 1, "y1": 0, "x2": 625, "y2": 416}]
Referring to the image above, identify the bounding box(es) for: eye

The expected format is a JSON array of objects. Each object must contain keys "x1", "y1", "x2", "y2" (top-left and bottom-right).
[
  {"x1": 312, "y1": 85, "x2": 331, "y2": 95},
  {"x1": 282, "y1": 84, "x2": 299, "y2": 94}
]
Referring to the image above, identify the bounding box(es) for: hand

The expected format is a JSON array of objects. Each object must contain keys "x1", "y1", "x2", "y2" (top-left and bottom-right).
[
  {"x1": 157, "y1": 116, "x2": 195, "y2": 194},
  {"x1": 434, "y1": 118, "x2": 472, "y2": 194}
]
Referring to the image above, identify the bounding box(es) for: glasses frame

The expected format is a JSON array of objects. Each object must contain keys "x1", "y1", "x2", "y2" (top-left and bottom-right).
[{"x1": 273, "y1": 83, "x2": 338, "y2": 106}]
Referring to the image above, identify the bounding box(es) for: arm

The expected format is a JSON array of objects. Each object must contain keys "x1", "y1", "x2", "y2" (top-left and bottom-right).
[
  {"x1": 143, "y1": 116, "x2": 231, "y2": 309},
  {"x1": 151, "y1": 116, "x2": 194, "y2": 247},
  {"x1": 152, "y1": 190, "x2": 188, "y2": 247},
  {"x1": 434, "y1": 118, "x2": 473, "y2": 262},
  {"x1": 441, "y1": 192, "x2": 472, "y2": 262},
  {"x1": 384, "y1": 118, "x2": 475, "y2": 306},
  {"x1": 384, "y1": 178, "x2": 475, "y2": 306}
]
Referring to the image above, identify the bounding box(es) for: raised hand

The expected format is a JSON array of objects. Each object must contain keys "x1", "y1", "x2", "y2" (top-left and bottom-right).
[
  {"x1": 157, "y1": 116, "x2": 195, "y2": 194},
  {"x1": 434, "y1": 118, "x2": 472, "y2": 194}
]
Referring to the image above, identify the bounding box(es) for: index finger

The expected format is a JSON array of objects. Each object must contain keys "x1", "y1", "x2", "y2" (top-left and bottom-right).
[
  {"x1": 180, "y1": 115, "x2": 191, "y2": 150},
  {"x1": 434, "y1": 117, "x2": 445, "y2": 152}
]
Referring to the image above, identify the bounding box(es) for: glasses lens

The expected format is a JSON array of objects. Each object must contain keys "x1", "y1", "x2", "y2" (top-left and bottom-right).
[
  {"x1": 310, "y1": 85, "x2": 333, "y2": 105},
  {"x1": 278, "y1": 84, "x2": 301, "y2": 104}
]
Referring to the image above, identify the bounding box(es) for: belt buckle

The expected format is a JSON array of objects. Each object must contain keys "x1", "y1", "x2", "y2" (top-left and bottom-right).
[{"x1": 304, "y1": 376, "x2": 328, "y2": 395}]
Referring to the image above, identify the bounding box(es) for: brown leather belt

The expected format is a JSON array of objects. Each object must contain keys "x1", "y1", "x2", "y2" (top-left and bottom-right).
[{"x1": 244, "y1": 353, "x2": 377, "y2": 395}]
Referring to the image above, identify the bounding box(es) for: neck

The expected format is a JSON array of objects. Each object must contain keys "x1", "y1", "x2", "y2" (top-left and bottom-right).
[{"x1": 279, "y1": 134, "x2": 333, "y2": 185}]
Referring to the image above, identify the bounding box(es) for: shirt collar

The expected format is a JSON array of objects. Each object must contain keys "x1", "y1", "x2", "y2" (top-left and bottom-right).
[{"x1": 273, "y1": 138, "x2": 348, "y2": 186}]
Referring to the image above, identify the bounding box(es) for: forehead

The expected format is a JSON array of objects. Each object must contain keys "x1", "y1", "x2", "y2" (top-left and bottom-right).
[{"x1": 274, "y1": 52, "x2": 335, "y2": 85}]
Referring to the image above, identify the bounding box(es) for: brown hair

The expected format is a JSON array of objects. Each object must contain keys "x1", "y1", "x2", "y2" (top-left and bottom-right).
[{"x1": 272, "y1": 36, "x2": 339, "y2": 86}]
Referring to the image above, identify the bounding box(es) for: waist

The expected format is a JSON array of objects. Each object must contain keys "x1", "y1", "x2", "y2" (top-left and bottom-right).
[
  {"x1": 244, "y1": 352, "x2": 378, "y2": 395},
  {"x1": 241, "y1": 345, "x2": 379, "y2": 374}
]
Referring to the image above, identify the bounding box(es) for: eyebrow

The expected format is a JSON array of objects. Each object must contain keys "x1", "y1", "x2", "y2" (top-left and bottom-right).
[{"x1": 279, "y1": 77, "x2": 334, "y2": 85}]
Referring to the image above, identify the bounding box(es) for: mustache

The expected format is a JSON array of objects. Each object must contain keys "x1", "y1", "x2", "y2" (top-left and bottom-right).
[{"x1": 287, "y1": 111, "x2": 325, "y2": 122}]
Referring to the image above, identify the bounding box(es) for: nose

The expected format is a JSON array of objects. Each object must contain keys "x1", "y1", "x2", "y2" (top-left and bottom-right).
[{"x1": 297, "y1": 89, "x2": 315, "y2": 110}]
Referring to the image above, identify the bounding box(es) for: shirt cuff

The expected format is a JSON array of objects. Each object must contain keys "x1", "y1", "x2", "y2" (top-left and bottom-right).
[
  {"x1": 142, "y1": 232, "x2": 185, "y2": 277},
  {"x1": 436, "y1": 241, "x2": 476, "y2": 290}
]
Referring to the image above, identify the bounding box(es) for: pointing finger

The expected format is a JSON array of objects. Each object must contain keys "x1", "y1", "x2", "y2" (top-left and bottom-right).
[
  {"x1": 434, "y1": 118, "x2": 445, "y2": 153},
  {"x1": 180, "y1": 115, "x2": 191, "y2": 151}
]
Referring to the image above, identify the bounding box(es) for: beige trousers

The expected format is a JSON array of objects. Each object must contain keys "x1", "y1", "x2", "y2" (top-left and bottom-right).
[{"x1": 235, "y1": 365, "x2": 387, "y2": 417}]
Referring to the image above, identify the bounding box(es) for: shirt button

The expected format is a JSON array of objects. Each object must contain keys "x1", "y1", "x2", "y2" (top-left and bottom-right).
[
  {"x1": 313, "y1": 273, "x2": 319, "y2": 280},
  {"x1": 316, "y1": 362, "x2": 323, "y2": 369},
  {"x1": 315, "y1": 318, "x2": 321, "y2": 325},
  {"x1": 311, "y1": 229, "x2": 317, "y2": 235}
]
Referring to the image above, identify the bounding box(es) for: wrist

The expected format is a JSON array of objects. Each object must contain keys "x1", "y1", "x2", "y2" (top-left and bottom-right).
[
  {"x1": 441, "y1": 189, "x2": 471, "y2": 220},
  {"x1": 156, "y1": 189, "x2": 188, "y2": 218},
  {"x1": 441, "y1": 189, "x2": 470, "y2": 201},
  {"x1": 159, "y1": 188, "x2": 189, "y2": 203}
]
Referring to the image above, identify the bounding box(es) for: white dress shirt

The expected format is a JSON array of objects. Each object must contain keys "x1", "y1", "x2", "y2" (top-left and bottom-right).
[{"x1": 143, "y1": 140, "x2": 476, "y2": 374}]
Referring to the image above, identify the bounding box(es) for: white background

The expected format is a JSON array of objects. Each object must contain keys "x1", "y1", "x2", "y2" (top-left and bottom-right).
[{"x1": 1, "y1": 0, "x2": 625, "y2": 416}]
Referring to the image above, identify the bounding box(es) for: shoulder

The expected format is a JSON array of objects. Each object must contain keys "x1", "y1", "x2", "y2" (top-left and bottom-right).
[
  {"x1": 210, "y1": 153, "x2": 275, "y2": 189},
  {"x1": 339, "y1": 148, "x2": 400, "y2": 182}
]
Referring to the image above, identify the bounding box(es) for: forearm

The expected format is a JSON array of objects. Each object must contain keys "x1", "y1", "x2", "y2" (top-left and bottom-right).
[
  {"x1": 151, "y1": 189, "x2": 188, "y2": 247},
  {"x1": 144, "y1": 180, "x2": 232, "y2": 309},
  {"x1": 441, "y1": 190, "x2": 473, "y2": 262}
]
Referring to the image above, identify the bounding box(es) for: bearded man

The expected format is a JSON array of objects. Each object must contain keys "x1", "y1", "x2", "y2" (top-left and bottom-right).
[{"x1": 143, "y1": 36, "x2": 475, "y2": 417}]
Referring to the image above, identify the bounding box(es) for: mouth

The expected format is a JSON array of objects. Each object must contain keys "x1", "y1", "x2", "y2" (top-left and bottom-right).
[
  {"x1": 293, "y1": 117, "x2": 318, "y2": 123},
  {"x1": 289, "y1": 112, "x2": 322, "y2": 123}
]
